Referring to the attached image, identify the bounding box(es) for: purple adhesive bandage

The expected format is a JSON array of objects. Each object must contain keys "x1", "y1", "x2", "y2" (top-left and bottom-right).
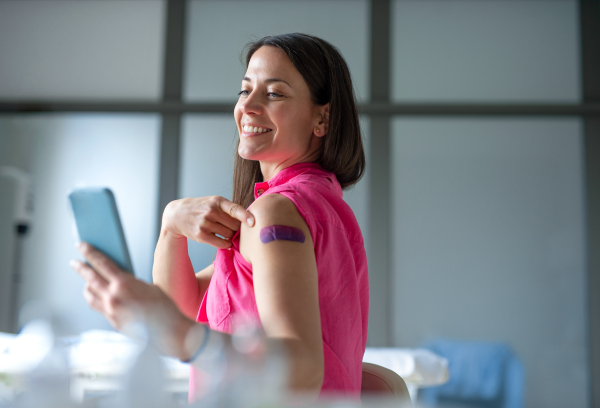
[{"x1": 260, "y1": 225, "x2": 306, "y2": 244}]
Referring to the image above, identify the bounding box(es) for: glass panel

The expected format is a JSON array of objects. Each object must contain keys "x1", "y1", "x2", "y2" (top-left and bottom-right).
[
  {"x1": 0, "y1": 114, "x2": 161, "y2": 333},
  {"x1": 391, "y1": 0, "x2": 580, "y2": 102},
  {"x1": 0, "y1": 1, "x2": 165, "y2": 100},
  {"x1": 179, "y1": 114, "x2": 237, "y2": 272},
  {"x1": 184, "y1": 0, "x2": 369, "y2": 102},
  {"x1": 391, "y1": 117, "x2": 587, "y2": 408}
]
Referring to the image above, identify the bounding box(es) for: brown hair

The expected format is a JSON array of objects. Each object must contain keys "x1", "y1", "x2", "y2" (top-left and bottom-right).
[{"x1": 232, "y1": 33, "x2": 365, "y2": 209}]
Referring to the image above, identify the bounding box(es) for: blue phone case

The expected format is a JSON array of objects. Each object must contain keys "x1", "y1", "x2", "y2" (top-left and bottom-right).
[{"x1": 68, "y1": 187, "x2": 134, "y2": 275}]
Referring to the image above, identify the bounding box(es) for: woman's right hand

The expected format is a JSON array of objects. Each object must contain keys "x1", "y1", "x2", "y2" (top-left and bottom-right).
[{"x1": 161, "y1": 196, "x2": 255, "y2": 249}]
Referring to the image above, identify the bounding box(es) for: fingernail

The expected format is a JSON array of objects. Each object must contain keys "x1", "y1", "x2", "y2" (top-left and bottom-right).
[
  {"x1": 69, "y1": 260, "x2": 78, "y2": 268},
  {"x1": 247, "y1": 217, "x2": 255, "y2": 227}
]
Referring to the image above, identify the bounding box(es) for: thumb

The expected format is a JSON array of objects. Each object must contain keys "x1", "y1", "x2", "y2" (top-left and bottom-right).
[{"x1": 219, "y1": 199, "x2": 255, "y2": 227}]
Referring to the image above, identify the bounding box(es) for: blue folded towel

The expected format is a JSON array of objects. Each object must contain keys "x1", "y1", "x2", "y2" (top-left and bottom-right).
[{"x1": 419, "y1": 339, "x2": 524, "y2": 408}]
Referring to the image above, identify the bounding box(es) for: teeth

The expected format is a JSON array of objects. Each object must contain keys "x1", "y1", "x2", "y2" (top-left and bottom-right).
[{"x1": 243, "y1": 125, "x2": 271, "y2": 133}]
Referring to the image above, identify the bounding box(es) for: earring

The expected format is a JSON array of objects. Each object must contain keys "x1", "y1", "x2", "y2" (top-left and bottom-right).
[{"x1": 315, "y1": 128, "x2": 320, "y2": 134}]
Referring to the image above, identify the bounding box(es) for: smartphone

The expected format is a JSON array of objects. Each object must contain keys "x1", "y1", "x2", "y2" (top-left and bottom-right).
[{"x1": 68, "y1": 187, "x2": 134, "y2": 275}]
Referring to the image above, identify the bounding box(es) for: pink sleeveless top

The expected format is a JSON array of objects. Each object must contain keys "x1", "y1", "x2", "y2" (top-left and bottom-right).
[{"x1": 190, "y1": 162, "x2": 369, "y2": 400}]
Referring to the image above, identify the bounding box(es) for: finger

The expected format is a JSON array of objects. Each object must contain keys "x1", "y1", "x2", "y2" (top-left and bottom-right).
[
  {"x1": 206, "y1": 221, "x2": 236, "y2": 240},
  {"x1": 83, "y1": 286, "x2": 121, "y2": 329},
  {"x1": 218, "y1": 199, "x2": 255, "y2": 227},
  {"x1": 84, "y1": 280, "x2": 102, "y2": 300},
  {"x1": 212, "y1": 212, "x2": 242, "y2": 234},
  {"x1": 76, "y1": 242, "x2": 121, "y2": 282},
  {"x1": 83, "y1": 285, "x2": 104, "y2": 313},
  {"x1": 70, "y1": 259, "x2": 109, "y2": 290},
  {"x1": 200, "y1": 233, "x2": 233, "y2": 250}
]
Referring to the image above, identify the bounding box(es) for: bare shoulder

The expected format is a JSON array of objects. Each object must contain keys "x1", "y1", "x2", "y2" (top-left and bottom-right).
[
  {"x1": 248, "y1": 193, "x2": 303, "y2": 226},
  {"x1": 240, "y1": 193, "x2": 312, "y2": 264}
]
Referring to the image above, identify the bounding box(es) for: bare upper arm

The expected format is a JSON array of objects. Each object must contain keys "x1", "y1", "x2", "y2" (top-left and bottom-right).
[
  {"x1": 195, "y1": 263, "x2": 215, "y2": 300},
  {"x1": 240, "y1": 193, "x2": 324, "y2": 391},
  {"x1": 240, "y1": 193, "x2": 322, "y2": 348}
]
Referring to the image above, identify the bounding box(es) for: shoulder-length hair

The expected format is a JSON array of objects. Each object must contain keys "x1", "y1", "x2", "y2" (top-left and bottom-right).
[{"x1": 232, "y1": 33, "x2": 365, "y2": 209}]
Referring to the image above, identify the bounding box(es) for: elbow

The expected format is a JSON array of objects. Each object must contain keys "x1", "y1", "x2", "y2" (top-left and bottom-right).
[
  {"x1": 287, "y1": 348, "x2": 324, "y2": 398},
  {"x1": 296, "y1": 361, "x2": 324, "y2": 392},
  {"x1": 310, "y1": 364, "x2": 325, "y2": 392}
]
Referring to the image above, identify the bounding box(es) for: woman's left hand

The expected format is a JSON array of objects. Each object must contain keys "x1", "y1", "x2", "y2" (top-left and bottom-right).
[{"x1": 70, "y1": 242, "x2": 196, "y2": 360}]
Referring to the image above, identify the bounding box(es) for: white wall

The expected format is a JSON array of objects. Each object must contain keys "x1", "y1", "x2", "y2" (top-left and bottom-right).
[
  {"x1": 392, "y1": 0, "x2": 580, "y2": 102},
  {"x1": 0, "y1": 0, "x2": 165, "y2": 100},
  {"x1": 391, "y1": 118, "x2": 587, "y2": 408},
  {"x1": 387, "y1": 2, "x2": 585, "y2": 407}
]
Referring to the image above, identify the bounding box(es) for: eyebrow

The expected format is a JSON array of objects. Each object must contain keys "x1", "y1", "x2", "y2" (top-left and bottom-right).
[{"x1": 242, "y1": 76, "x2": 292, "y2": 87}]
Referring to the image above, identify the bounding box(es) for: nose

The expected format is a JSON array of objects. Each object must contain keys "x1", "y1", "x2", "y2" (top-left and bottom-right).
[{"x1": 238, "y1": 90, "x2": 263, "y2": 116}]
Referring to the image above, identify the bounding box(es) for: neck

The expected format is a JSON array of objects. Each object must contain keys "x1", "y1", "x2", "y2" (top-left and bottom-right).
[
  {"x1": 259, "y1": 137, "x2": 323, "y2": 181},
  {"x1": 259, "y1": 161, "x2": 304, "y2": 182},
  {"x1": 259, "y1": 151, "x2": 321, "y2": 182}
]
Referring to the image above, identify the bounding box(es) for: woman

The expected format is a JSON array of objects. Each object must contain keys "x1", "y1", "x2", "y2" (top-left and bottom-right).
[{"x1": 71, "y1": 33, "x2": 368, "y2": 400}]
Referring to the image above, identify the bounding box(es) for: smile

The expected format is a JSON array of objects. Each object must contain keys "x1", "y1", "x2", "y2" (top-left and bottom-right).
[{"x1": 242, "y1": 125, "x2": 272, "y2": 134}]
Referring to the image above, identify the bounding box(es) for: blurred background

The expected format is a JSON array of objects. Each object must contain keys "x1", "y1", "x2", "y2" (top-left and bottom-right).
[{"x1": 0, "y1": 1, "x2": 598, "y2": 407}]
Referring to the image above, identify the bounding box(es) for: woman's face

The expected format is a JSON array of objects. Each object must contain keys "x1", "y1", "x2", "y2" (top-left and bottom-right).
[{"x1": 234, "y1": 46, "x2": 328, "y2": 176}]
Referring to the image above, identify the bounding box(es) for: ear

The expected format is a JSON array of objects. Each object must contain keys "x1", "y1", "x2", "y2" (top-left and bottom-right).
[{"x1": 313, "y1": 103, "x2": 330, "y2": 138}]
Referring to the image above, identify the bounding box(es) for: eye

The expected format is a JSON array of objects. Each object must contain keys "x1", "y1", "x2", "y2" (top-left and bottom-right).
[
  {"x1": 238, "y1": 90, "x2": 250, "y2": 96},
  {"x1": 268, "y1": 92, "x2": 283, "y2": 98}
]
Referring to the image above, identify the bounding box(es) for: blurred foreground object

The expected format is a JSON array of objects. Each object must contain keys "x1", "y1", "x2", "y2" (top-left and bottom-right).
[
  {"x1": 0, "y1": 321, "x2": 290, "y2": 407},
  {"x1": 2, "y1": 318, "x2": 447, "y2": 407},
  {"x1": 0, "y1": 315, "x2": 75, "y2": 407},
  {"x1": 68, "y1": 328, "x2": 175, "y2": 405},
  {"x1": 420, "y1": 339, "x2": 524, "y2": 408},
  {"x1": 363, "y1": 347, "x2": 450, "y2": 402},
  {"x1": 188, "y1": 322, "x2": 288, "y2": 407}
]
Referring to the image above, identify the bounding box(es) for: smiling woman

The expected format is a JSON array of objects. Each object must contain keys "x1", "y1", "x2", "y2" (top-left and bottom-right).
[
  {"x1": 233, "y1": 34, "x2": 365, "y2": 209},
  {"x1": 235, "y1": 46, "x2": 324, "y2": 175},
  {"x1": 72, "y1": 33, "x2": 368, "y2": 403}
]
